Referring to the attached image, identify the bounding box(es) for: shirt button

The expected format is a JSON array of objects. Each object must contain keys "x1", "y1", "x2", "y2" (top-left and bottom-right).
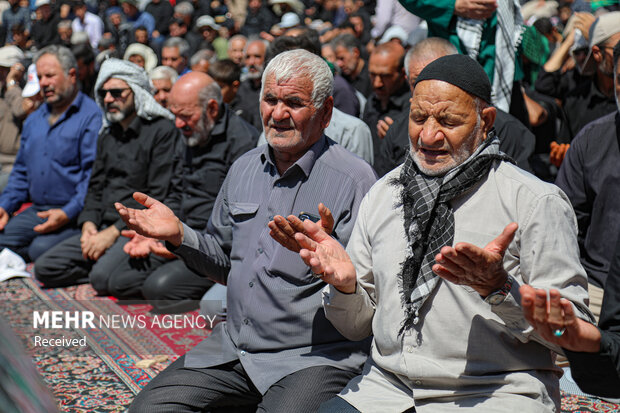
[
  {"x1": 406, "y1": 346, "x2": 414, "y2": 353},
  {"x1": 240, "y1": 350, "x2": 246, "y2": 356},
  {"x1": 257, "y1": 248, "x2": 263, "y2": 254},
  {"x1": 243, "y1": 318, "x2": 249, "y2": 325},
  {"x1": 249, "y1": 282, "x2": 253, "y2": 287},
  {"x1": 415, "y1": 380, "x2": 422, "y2": 386}
]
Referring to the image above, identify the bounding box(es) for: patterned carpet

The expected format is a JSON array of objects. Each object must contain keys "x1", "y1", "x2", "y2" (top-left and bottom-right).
[
  {"x1": 0, "y1": 277, "x2": 208, "y2": 412},
  {"x1": 0, "y1": 277, "x2": 618, "y2": 412}
]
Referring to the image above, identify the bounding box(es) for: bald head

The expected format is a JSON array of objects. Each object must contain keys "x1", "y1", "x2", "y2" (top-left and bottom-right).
[
  {"x1": 405, "y1": 37, "x2": 457, "y2": 91},
  {"x1": 169, "y1": 72, "x2": 222, "y2": 147}
]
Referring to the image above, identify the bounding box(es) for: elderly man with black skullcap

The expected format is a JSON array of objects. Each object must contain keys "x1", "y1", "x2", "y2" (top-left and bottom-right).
[
  {"x1": 35, "y1": 59, "x2": 178, "y2": 291},
  {"x1": 282, "y1": 54, "x2": 594, "y2": 412}
]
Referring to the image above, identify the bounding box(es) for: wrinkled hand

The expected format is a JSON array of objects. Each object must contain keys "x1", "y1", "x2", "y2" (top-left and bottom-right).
[
  {"x1": 80, "y1": 221, "x2": 97, "y2": 250},
  {"x1": 0, "y1": 207, "x2": 9, "y2": 231},
  {"x1": 294, "y1": 219, "x2": 357, "y2": 293},
  {"x1": 122, "y1": 230, "x2": 155, "y2": 258},
  {"x1": 115, "y1": 192, "x2": 183, "y2": 246},
  {"x1": 34, "y1": 209, "x2": 70, "y2": 233},
  {"x1": 150, "y1": 240, "x2": 176, "y2": 259},
  {"x1": 520, "y1": 285, "x2": 601, "y2": 352},
  {"x1": 454, "y1": 0, "x2": 497, "y2": 20},
  {"x1": 550, "y1": 141, "x2": 570, "y2": 168},
  {"x1": 433, "y1": 222, "x2": 518, "y2": 297},
  {"x1": 7, "y1": 63, "x2": 25, "y2": 85},
  {"x1": 377, "y1": 116, "x2": 394, "y2": 140},
  {"x1": 81, "y1": 225, "x2": 119, "y2": 261},
  {"x1": 269, "y1": 203, "x2": 335, "y2": 253}
]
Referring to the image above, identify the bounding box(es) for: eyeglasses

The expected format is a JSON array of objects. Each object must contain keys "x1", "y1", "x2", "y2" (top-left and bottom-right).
[{"x1": 98, "y1": 88, "x2": 131, "y2": 99}]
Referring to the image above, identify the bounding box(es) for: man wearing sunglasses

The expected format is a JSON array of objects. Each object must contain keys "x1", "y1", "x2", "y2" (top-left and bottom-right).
[{"x1": 34, "y1": 58, "x2": 178, "y2": 291}]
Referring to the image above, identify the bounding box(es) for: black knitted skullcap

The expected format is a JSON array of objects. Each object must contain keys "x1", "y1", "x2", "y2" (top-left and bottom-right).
[{"x1": 414, "y1": 54, "x2": 492, "y2": 104}]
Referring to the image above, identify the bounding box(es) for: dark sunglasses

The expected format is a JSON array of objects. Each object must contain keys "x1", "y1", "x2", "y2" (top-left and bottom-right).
[{"x1": 98, "y1": 88, "x2": 131, "y2": 99}]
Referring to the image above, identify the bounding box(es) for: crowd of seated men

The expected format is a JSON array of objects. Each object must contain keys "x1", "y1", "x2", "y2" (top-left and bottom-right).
[{"x1": 0, "y1": 0, "x2": 619, "y2": 409}]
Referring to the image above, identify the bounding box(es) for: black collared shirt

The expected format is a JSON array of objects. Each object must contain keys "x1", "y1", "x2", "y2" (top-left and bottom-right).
[
  {"x1": 348, "y1": 62, "x2": 372, "y2": 98},
  {"x1": 556, "y1": 111, "x2": 620, "y2": 288},
  {"x1": 558, "y1": 79, "x2": 616, "y2": 142},
  {"x1": 232, "y1": 79, "x2": 263, "y2": 132},
  {"x1": 362, "y1": 82, "x2": 411, "y2": 165},
  {"x1": 166, "y1": 104, "x2": 259, "y2": 230},
  {"x1": 78, "y1": 115, "x2": 179, "y2": 230},
  {"x1": 565, "y1": 229, "x2": 620, "y2": 397}
]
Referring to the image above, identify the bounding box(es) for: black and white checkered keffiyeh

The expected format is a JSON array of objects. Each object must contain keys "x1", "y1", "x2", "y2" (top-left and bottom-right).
[
  {"x1": 456, "y1": 0, "x2": 524, "y2": 112},
  {"x1": 390, "y1": 133, "x2": 512, "y2": 334}
]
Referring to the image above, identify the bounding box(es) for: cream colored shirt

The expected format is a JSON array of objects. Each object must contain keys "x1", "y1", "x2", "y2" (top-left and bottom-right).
[{"x1": 324, "y1": 161, "x2": 593, "y2": 412}]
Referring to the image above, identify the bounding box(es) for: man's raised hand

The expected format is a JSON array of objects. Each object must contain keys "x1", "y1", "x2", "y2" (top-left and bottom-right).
[
  {"x1": 432, "y1": 222, "x2": 518, "y2": 297},
  {"x1": 454, "y1": 0, "x2": 497, "y2": 20},
  {"x1": 115, "y1": 192, "x2": 184, "y2": 246},
  {"x1": 268, "y1": 203, "x2": 334, "y2": 253},
  {"x1": 295, "y1": 219, "x2": 357, "y2": 293},
  {"x1": 520, "y1": 285, "x2": 601, "y2": 352}
]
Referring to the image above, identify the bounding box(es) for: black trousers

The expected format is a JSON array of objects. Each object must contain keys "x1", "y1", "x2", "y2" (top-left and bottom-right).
[
  {"x1": 129, "y1": 356, "x2": 358, "y2": 413},
  {"x1": 35, "y1": 234, "x2": 212, "y2": 312}
]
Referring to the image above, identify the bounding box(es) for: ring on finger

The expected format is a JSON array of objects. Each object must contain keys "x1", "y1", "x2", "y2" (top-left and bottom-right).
[{"x1": 312, "y1": 272, "x2": 325, "y2": 279}]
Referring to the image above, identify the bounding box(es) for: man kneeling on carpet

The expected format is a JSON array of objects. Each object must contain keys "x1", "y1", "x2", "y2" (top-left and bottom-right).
[
  {"x1": 277, "y1": 55, "x2": 594, "y2": 412},
  {"x1": 115, "y1": 49, "x2": 377, "y2": 412},
  {"x1": 111, "y1": 71, "x2": 259, "y2": 313},
  {"x1": 34, "y1": 59, "x2": 178, "y2": 293}
]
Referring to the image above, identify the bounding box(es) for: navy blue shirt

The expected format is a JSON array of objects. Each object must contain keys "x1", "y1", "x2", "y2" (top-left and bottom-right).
[{"x1": 0, "y1": 92, "x2": 101, "y2": 219}]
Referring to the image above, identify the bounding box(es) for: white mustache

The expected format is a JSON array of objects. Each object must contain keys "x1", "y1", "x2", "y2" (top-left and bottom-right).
[
  {"x1": 268, "y1": 119, "x2": 294, "y2": 129},
  {"x1": 416, "y1": 137, "x2": 450, "y2": 152}
]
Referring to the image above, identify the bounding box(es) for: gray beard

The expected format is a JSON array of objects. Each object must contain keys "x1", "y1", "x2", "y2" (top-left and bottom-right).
[
  {"x1": 184, "y1": 113, "x2": 214, "y2": 147},
  {"x1": 105, "y1": 111, "x2": 127, "y2": 123},
  {"x1": 410, "y1": 119, "x2": 482, "y2": 177}
]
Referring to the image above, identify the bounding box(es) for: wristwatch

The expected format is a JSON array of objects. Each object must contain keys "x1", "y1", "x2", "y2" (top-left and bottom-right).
[
  {"x1": 484, "y1": 275, "x2": 514, "y2": 305},
  {"x1": 7, "y1": 79, "x2": 16, "y2": 88}
]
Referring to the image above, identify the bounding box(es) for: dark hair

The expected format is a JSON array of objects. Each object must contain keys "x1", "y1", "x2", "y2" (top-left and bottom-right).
[
  {"x1": 169, "y1": 17, "x2": 187, "y2": 28},
  {"x1": 533, "y1": 18, "x2": 553, "y2": 36},
  {"x1": 330, "y1": 33, "x2": 361, "y2": 52},
  {"x1": 72, "y1": 42, "x2": 95, "y2": 64},
  {"x1": 11, "y1": 22, "x2": 25, "y2": 33},
  {"x1": 208, "y1": 59, "x2": 241, "y2": 85},
  {"x1": 264, "y1": 31, "x2": 322, "y2": 67},
  {"x1": 134, "y1": 25, "x2": 148, "y2": 32}
]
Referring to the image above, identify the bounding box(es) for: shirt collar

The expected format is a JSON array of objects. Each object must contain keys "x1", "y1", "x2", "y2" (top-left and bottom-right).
[
  {"x1": 106, "y1": 113, "x2": 143, "y2": 140},
  {"x1": 260, "y1": 134, "x2": 328, "y2": 178},
  {"x1": 211, "y1": 103, "x2": 229, "y2": 137},
  {"x1": 41, "y1": 90, "x2": 84, "y2": 121}
]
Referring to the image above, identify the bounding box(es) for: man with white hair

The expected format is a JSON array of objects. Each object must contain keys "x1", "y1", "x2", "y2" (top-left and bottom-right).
[
  {"x1": 34, "y1": 58, "x2": 178, "y2": 290},
  {"x1": 149, "y1": 65, "x2": 177, "y2": 108},
  {"x1": 282, "y1": 54, "x2": 593, "y2": 411},
  {"x1": 117, "y1": 49, "x2": 377, "y2": 412}
]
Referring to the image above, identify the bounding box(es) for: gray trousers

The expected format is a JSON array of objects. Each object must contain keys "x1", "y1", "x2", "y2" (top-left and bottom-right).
[{"x1": 129, "y1": 355, "x2": 357, "y2": 413}]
